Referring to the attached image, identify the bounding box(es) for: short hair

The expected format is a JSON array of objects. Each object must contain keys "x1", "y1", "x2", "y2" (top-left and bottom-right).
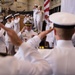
[{"x1": 55, "y1": 27, "x2": 75, "y2": 40}]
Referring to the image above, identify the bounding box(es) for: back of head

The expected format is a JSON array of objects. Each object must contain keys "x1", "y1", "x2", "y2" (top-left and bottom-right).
[{"x1": 49, "y1": 12, "x2": 75, "y2": 40}]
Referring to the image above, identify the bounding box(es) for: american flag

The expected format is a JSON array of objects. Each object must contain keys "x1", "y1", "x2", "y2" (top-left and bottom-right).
[{"x1": 44, "y1": 0, "x2": 50, "y2": 18}]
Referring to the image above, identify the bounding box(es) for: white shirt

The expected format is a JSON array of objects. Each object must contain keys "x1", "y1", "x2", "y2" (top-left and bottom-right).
[
  {"x1": 5, "y1": 22, "x2": 14, "y2": 42},
  {"x1": 46, "y1": 21, "x2": 55, "y2": 47},
  {"x1": 36, "y1": 10, "x2": 44, "y2": 22},
  {"x1": 19, "y1": 30, "x2": 37, "y2": 42},
  {"x1": 14, "y1": 18, "x2": 20, "y2": 34},
  {"x1": 0, "y1": 41, "x2": 52, "y2": 75},
  {"x1": 46, "y1": 22, "x2": 54, "y2": 43},
  {"x1": 39, "y1": 40, "x2": 75, "y2": 75}
]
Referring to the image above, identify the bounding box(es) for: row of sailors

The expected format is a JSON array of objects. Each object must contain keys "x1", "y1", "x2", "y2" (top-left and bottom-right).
[
  {"x1": 23, "y1": 14, "x2": 33, "y2": 25},
  {"x1": 0, "y1": 12, "x2": 75, "y2": 55},
  {"x1": 19, "y1": 14, "x2": 56, "y2": 49},
  {"x1": 0, "y1": 14, "x2": 38, "y2": 55},
  {"x1": 0, "y1": 13, "x2": 20, "y2": 55},
  {"x1": 5, "y1": 13, "x2": 56, "y2": 54},
  {"x1": 5, "y1": 13, "x2": 20, "y2": 34},
  {"x1": 33, "y1": 5, "x2": 44, "y2": 33}
]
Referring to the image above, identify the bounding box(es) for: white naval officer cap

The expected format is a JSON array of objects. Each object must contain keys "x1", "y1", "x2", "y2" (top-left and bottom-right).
[
  {"x1": 14, "y1": 13, "x2": 20, "y2": 17},
  {"x1": 25, "y1": 20, "x2": 32, "y2": 26},
  {"x1": 5, "y1": 14, "x2": 12, "y2": 20},
  {"x1": 49, "y1": 12, "x2": 75, "y2": 29}
]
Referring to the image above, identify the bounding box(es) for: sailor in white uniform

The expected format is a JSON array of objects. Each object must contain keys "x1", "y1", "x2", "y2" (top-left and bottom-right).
[
  {"x1": 33, "y1": 4, "x2": 38, "y2": 29},
  {"x1": 36, "y1": 6, "x2": 44, "y2": 33},
  {"x1": 45, "y1": 15, "x2": 55, "y2": 48},
  {"x1": 0, "y1": 22, "x2": 52, "y2": 75},
  {"x1": 14, "y1": 13, "x2": 20, "y2": 34},
  {"x1": 39, "y1": 12, "x2": 75, "y2": 75},
  {"x1": 18, "y1": 20, "x2": 37, "y2": 42},
  {"x1": 5, "y1": 14, "x2": 15, "y2": 55}
]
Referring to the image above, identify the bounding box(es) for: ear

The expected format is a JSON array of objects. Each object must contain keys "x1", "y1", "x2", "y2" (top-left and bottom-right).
[{"x1": 54, "y1": 28, "x2": 56, "y2": 35}]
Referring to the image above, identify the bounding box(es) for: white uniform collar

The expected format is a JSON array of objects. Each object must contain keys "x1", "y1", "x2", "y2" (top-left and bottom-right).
[
  {"x1": 57, "y1": 40, "x2": 74, "y2": 47},
  {"x1": 25, "y1": 29, "x2": 32, "y2": 32}
]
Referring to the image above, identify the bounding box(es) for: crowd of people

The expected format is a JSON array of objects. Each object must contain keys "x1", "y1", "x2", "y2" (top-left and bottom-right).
[
  {"x1": 0, "y1": 1, "x2": 75, "y2": 75},
  {"x1": 0, "y1": 4, "x2": 56, "y2": 55}
]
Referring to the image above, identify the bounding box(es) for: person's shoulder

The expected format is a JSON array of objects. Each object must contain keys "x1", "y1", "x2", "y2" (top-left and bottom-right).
[{"x1": 5, "y1": 23, "x2": 9, "y2": 27}]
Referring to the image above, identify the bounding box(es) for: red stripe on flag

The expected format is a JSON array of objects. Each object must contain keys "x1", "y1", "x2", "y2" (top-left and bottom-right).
[
  {"x1": 44, "y1": 7, "x2": 49, "y2": 12},
  {"x1": 44, "y1": 0, "x2": 50, "y2": 19},
  {"x1": 44, "y1": 0, "x2": 50, "y2": 7}
]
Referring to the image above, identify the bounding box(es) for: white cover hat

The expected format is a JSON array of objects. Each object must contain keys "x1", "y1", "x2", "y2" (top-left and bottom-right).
[
  {"x1": 49, "y1": 12, "x2": 75, "y2": 28},
  {"x1": 14, "y1": 13, "x2": 20, "y2": 17},
  {"x1": 5, "y1": 14, "x2": 12, "y2": 20}
]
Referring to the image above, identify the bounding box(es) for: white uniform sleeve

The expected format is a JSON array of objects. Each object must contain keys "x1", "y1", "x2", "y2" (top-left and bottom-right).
[
  {"x1": 27, "y1": 35, "x2": 41, "y2": 49},
  {"x1": 0, "y1": 42, "x2": 52, "y2": 75},
  {"x1": 18, "y1": 42, "x2": 52, "y2": 75},
  {"x1": 0, "y1": 57, "x2": 52, "y2": 75},
  {"x1": 14, "y1": 35, "x2": 41, "y2": 59}
]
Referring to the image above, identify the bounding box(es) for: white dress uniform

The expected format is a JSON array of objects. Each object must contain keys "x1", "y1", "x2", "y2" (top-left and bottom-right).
[
  {"x1": 19, "y1": 29, "x2": 37, "y2": 42},
  {"x1": 46, "y1": 21, "x2": 55, "y2": 48},
  {"x1": 0, "y1": 42, "x2": 52, "y2": 75},
  {"x1": 33, "y1": 8, "x2": 38, "y2": 28},
  {"x1": 39, "y1": 12, "x2": 75, "y2": 75},
  {"x1": 61, "y1": 0, "x2": 75, "y2": 14},
  {"x1": 0, "y1": 28, "x2": 6, "y2": 53},
  {"x1": 36, "y1": 10, "x2": 44, "y2": 33},
  {"x1": 5, "y1": 22, "x2": 14, "y2": 54},
  {"x1": 14, "y1": 17, "x2": 20, "y2": 34}
]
